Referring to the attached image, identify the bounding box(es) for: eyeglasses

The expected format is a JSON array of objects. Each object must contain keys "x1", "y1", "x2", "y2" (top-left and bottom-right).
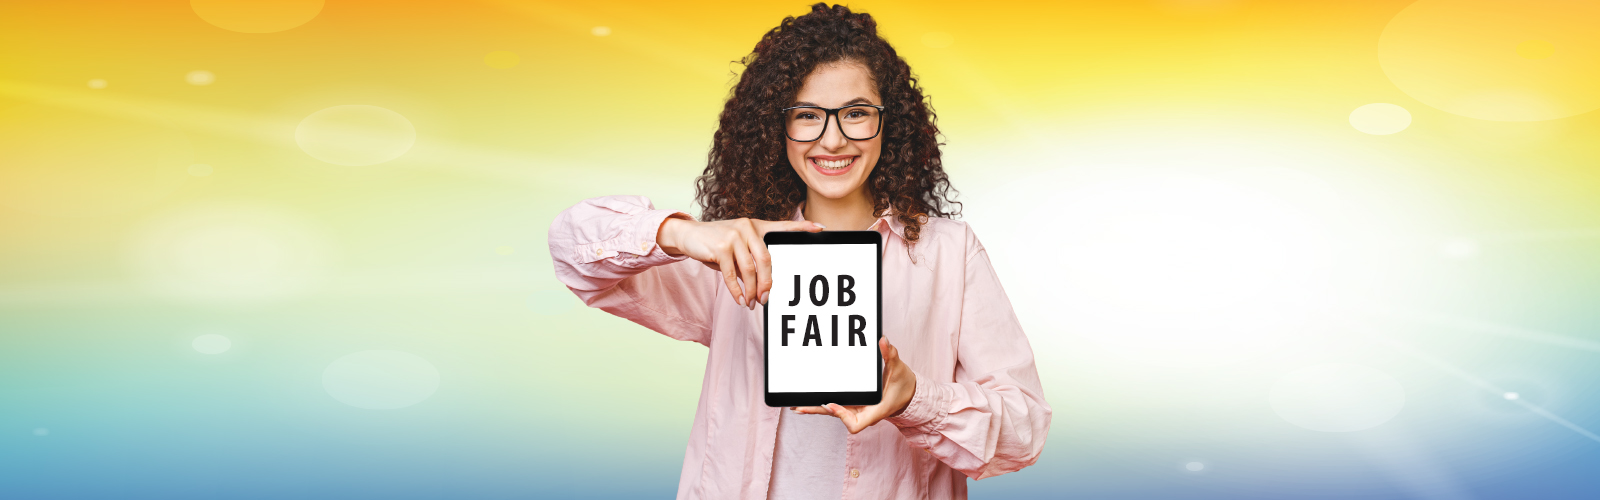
[{"x1": 780, "y1": 104, "x2": 885, "y2": 142}]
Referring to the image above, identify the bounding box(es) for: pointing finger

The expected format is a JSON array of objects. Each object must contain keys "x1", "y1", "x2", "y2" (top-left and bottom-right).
[
  {"x1": 739, "y1": 223, "x2": 773, "y2": 305},
  {"x1": 731, "y1": 242, "x2": 757, "y2": 309},
  {"x1": 756, "y1": 219, "x2": 826, "y2": 236},
  {"x1": 715, "y1": 247, "x2": 745, "y2": 307}
]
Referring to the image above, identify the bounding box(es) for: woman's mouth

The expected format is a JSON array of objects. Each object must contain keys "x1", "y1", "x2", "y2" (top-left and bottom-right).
[{"x1": 809, "y1": 156, "x2": 856, "y2": 176}]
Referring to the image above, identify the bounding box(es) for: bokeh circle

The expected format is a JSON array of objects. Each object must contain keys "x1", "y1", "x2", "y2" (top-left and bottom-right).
[
  {"x1": 1379, "y1": 0, "x2": 1600, "y2": 121},
  {"x1": 191, "y1": 0, "x2": 324, "y2": 33},
  {"x1": 295, "y1": 105, "x2": 416, "y2": 166},
  {"x1": 186, "y1": 70, "x2": 215, "y2": 86},
  {"x1": 323, "y1": 350, "x2": 441, "y2": 410},
  {"x1": 192, "y1": 334, "x2": 232, "y2": 354}
]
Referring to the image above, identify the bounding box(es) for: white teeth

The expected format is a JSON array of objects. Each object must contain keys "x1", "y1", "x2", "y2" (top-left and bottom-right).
[{"x1": 814, "y1": 157, "x2": 853, "y2": 169}]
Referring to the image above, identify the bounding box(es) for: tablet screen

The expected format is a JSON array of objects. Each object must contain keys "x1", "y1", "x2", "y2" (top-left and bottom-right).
[{"x1": 764, "y1": 232, "x2": 881, "y2": 404}]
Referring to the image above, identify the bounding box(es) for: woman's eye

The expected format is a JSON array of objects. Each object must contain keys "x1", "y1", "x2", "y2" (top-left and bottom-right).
[
  {"x1": 796, "y1": 113, "x2": 819, "y2": 120},
  {"x1": 845, "y1": 110, "x2": 866, "y2": 119}
]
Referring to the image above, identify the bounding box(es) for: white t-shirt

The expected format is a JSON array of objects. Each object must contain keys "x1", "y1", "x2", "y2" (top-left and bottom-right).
[{"x1": 766, "y1": 410, "x2": 849, "y2": 500}]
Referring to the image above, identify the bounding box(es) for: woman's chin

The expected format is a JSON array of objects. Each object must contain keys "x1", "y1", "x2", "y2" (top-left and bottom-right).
[{"x1": 808, "y1": 182, "x2": 866, "y2": 200}]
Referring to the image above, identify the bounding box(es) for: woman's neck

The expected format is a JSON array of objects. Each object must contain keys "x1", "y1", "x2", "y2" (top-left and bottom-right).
[{"x1": 802, "y1": 188, "x2": 878, "y2": 231}]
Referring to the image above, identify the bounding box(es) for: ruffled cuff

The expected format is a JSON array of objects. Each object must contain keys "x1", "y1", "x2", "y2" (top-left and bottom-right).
[
  {"x1": 571, "y1": 208, "x2": 692, "y2": 268},
  {"x1": 886, "y1": 371, "x2": 949, "y2": 445},
  {"x1": 629, "y1": 209, "x2": 694, "y2": 266}
]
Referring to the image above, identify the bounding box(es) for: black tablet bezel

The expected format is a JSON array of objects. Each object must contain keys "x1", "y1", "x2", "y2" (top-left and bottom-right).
[{"x1": 762, "y1": 230, "x2": 883, "y2": 407}]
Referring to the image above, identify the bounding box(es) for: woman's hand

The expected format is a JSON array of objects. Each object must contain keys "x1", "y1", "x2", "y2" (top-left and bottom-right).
[
  {"x1": 793, "y1": 336, "x2": 917, "y2": 434},
  {"x1": 657, "y1": 217, "x2": 824, "y2": 309}
]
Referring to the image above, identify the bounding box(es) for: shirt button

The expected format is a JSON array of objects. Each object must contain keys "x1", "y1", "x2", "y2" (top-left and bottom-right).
[
  {"x1": 850, "y1": 469, "x2": 860, "y2": 478},
  {"x1": 641, "y1": 242, "x2": 650, "y2": 251},
  {"x1": 595, "y1": 248, "x2": 603, "y2": 256}
]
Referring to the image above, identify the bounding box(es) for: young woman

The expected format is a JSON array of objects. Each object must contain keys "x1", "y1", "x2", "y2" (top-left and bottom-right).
[{"x1": 547, "y1": 4, "x2": 1050, "y2": 499}]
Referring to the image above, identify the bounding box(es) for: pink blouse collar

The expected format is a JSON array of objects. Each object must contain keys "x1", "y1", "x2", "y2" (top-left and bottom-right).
[{"x1": 790, "y1": 202, "x2": 909, "y2": 242}]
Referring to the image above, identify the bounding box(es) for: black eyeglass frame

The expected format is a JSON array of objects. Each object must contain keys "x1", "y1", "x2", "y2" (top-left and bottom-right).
[{"x1": 779, "y1": 104, "x2": 887, "y2": 142}]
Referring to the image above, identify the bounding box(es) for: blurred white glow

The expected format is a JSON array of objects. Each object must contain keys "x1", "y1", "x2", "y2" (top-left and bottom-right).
[
  {"x1": 185, "y1": 70, "x2": 215, "y2": 86},
  {"x1": 1185, "y1": 462, "x2": 1204, "y2": 471},
  {"x1": 192, "y1": 333, "x2": 232, "y2": 354},
  {"x1": 1218, "y1": 166, "x2": 1345, "y2": 219},
  {"x1": 979, "y1": 170, "x2": 1336, "y2": 366},
  {"x1": 591, "y1": 26, "x2": 611, "y2": 36},
  {"x1": 1349, "y1": 103, "x2": 1412, "y2": 135},
  {"x1": 1439, "y1": 238, "x2": 1478, "y2": 260},
  {"x1": 130, "y1": 203, "x2": 328, "y2": 303},
  {"x1": 1467, "y1": 370, "x2": 1554, "y2": 418},
  {"x1": 187, "y1": 163, "x2": 213, "y2": 177},
  {"x1": 33, "y1": 428, "x2": 49, "y2": 436},
  {"x1": 295, "y1": 105, "x2": 416, "y2": 166},
  {"x1": 1270, "y1": 363, "x2": 1406, "y2": 432},
  {"x1": 323, "y1": 350, "x2": 440, "y2": 410},
  {"x1": 87, "y1": 79, "x2": 107, "y2": 89}
]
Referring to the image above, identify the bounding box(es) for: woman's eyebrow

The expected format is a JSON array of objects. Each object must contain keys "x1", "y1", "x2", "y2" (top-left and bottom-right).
[{"x1": 793, "y1": 97, "x2": 877, "y2": 107}]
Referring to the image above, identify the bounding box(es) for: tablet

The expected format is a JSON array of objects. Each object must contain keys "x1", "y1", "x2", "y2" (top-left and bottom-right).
[{"x1": 762, "y1": 230, "x2": 882, "y2": 407}]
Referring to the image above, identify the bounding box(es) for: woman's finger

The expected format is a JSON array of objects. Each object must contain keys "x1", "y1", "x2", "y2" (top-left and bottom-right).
[
  {"x1": 739, "y1": 223, "x2": 774, "y2": 305},
  {"x1": 714, "y1": 247, "x2": 745, "y2": 306},
  {"x1": 827, "y1": 403, "x2": 868, "y2": 433},
  {"x1": 755, "y1": 219, "x2": 826, "y2": 236},
  {"x1": 730, "y1": 240, "x2": 758, "y2": 309}
]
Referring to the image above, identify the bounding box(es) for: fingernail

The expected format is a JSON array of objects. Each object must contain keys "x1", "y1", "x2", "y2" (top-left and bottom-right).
[
  {"x1": 813, "y1": 222, "x2": 826, "y2": 229},
  {"x1": 760, "y1": 292, "x2": 769, "y2": 304}
]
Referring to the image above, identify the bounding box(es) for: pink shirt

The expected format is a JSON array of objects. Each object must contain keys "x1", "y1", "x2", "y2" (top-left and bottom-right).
[{"x1": 548, "y1": 195, "x2": 1052, "y2": 499}]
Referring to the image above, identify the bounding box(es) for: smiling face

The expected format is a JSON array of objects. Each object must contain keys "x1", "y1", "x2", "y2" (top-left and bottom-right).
[{"x1": 785, "y1": 61, "x2": 883, "y2": 203}]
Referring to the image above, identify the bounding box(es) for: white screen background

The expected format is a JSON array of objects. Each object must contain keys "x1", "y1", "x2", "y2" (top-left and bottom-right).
[{"x1": 765, "y1": 242, "x2": 879, "y2": 393}]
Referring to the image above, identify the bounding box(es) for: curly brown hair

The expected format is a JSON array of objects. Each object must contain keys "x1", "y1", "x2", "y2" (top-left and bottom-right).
[{"x1": 693, "y1": 3, "x2": 959, "y2": 243}]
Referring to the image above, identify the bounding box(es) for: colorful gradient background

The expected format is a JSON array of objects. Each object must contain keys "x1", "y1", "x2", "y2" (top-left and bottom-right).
[{"x1": 3, "y1": 0, "x2": 1599, "y2": 498}]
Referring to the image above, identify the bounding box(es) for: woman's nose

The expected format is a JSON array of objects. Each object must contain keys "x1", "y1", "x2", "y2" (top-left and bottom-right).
[{"x1": 818, "y1": 117, "x2": 849, "y2": 150}]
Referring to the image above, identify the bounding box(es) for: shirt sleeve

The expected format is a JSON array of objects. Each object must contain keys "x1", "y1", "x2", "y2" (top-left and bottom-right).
[
  {"x1": 546, "y1": 195, "x2": 720, "y2": 346},
  {"x1": 885, "y1": 228, "x2": 1053, "y2": 479}
]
